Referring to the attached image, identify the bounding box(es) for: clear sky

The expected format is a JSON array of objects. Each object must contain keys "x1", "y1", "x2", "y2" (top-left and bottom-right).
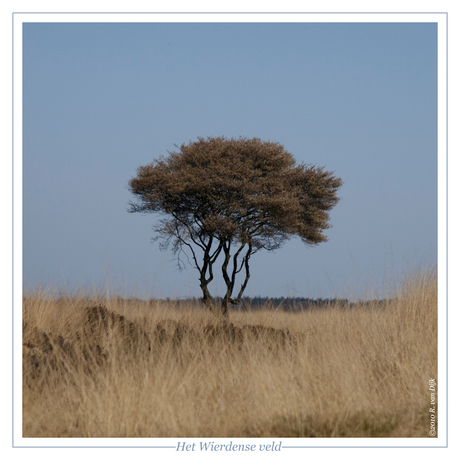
[{"x1": 22, "y1": 20, "x2": 438, "y2": 301}]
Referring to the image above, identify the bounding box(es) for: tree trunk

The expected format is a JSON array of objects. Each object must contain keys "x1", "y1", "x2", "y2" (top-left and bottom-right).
[
  {"x1": 200, "y1": 284, "x2": 229, "y2": 322},
  {"x1": 220, "y1": 297, "x2": 230, "y2": 322},
  {"x1": 200, "y1": 284, "x2": 217, "y2": 314}
]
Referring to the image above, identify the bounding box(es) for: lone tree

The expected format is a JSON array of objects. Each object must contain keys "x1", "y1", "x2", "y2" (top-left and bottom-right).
[{"x1": 128, "y1": 137, "x2": 342, "y2": 319}]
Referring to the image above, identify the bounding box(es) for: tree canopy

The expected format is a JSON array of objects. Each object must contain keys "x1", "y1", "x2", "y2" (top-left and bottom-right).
[{"x1": 128, "y1": 136, "x2": 342, "y2": 318}]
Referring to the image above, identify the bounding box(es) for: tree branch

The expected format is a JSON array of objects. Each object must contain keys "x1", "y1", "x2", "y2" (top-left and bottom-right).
[{"x1": 232, "y1": 242, "x2": 253, "y2": 304}]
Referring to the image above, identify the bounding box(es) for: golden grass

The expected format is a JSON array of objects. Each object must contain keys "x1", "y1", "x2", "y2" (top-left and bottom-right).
[{"x1": 22, "y1": 269, "x2": 437, "y2": 437}]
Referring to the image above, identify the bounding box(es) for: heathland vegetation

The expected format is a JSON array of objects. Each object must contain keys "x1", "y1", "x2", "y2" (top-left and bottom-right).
[{"x1": 22, "y1": 269, "x2": 437, "y2": 437}]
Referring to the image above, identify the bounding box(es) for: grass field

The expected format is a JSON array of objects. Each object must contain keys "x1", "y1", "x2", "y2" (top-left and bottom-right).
[{"x1": 22, "y1": 269, "x2": 437, "y2": 437}]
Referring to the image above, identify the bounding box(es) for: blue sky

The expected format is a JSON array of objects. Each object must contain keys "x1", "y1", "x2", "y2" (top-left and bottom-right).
[{"x1": 22, "y1": 21, "x2": 438, "y2": 300}]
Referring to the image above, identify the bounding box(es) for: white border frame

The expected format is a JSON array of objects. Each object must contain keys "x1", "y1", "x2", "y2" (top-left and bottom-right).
[{"x1": 12, "y1": 11, "x2": 448, "y2": 449}]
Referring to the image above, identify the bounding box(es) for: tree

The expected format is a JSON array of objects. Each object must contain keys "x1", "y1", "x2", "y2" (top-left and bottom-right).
[{"x1": 128, "y1": 136, "x2": 342, "y2": 319}]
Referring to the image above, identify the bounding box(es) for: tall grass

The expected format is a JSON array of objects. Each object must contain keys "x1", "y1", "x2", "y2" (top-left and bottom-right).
[{"x1": 22, "y1": 269, "x2": 437, "y2": 437}]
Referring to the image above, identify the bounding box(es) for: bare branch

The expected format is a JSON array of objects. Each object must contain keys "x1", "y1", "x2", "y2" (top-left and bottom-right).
[{"x1": 232, "y1": 242, "x2": 253, "y2": 304}]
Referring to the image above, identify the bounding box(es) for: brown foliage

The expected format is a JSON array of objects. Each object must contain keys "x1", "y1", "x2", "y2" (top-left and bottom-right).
[{"x1": 129, "y1": 137, "x2": 342, "y2": 316}]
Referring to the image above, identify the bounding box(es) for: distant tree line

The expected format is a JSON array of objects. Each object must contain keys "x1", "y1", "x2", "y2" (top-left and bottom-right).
[
  {"x1": 115, "y1": 296, "x2": 390, "y2": 312},
  {"x1": 237, "y1": 296, "x2": 351, "y2": 311},
  {"x1": 212, "y1": 296, "x2": 390, "y2": 311}
]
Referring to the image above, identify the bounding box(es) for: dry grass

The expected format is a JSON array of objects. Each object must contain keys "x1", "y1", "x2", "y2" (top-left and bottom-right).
[{"x1": 22, "y1": 270, "x2": 437, "y2": 437}]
